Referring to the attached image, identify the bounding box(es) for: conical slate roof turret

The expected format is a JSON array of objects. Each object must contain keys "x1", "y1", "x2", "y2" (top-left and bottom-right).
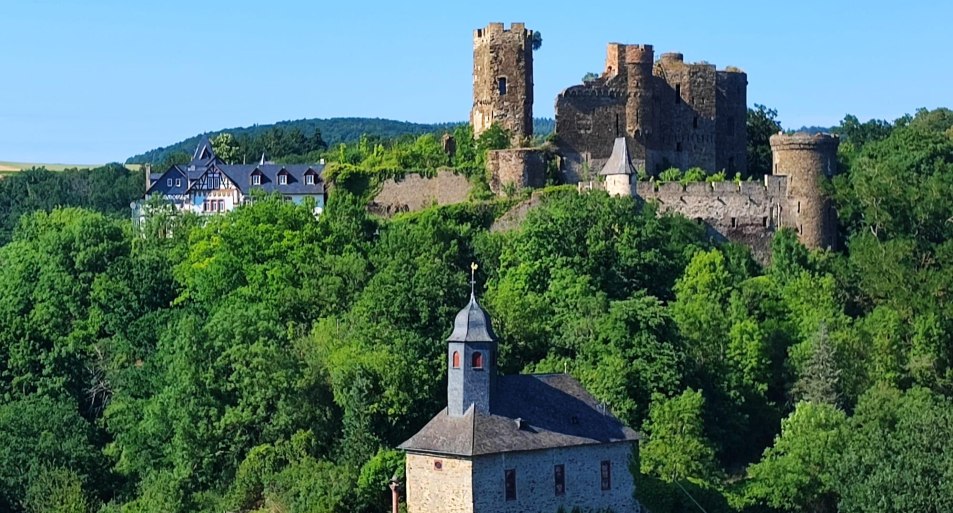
[
  {"x1": 447, "y1": 292, "x2": 497, "y2": 343},
  {"x1": 599, "y1": 137, "x2": 636, "y2": 176}
]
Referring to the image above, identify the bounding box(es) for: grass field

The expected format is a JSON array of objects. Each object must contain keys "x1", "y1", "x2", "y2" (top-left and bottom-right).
[{"x1": 0, "y1": 160, "x2": 106, "y2": 172}]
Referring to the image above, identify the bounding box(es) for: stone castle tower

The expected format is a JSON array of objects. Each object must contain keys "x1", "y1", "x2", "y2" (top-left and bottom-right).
[
  {"x1": 471, "y1": 22, "x2": 534, "y2": 146},
  {"x1": 770, "y1": 133, "x2": 840, "y2": 250},
  {"x1": 556, "y1": 43, "x2": 747, "y2": 182}
]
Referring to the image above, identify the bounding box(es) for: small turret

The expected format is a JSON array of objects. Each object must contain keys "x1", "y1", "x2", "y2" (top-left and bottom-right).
[
  {"x1": 599, "y1": 137, "x2": 636, "y2": 197},
  {"x1": 770, "y1": 132, "x2": 840, "y2": 250}
]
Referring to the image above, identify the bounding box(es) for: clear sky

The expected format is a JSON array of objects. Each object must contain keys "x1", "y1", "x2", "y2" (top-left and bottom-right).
[{"x1": 1, "y1": 0, "x2": 949, "y2": 164}]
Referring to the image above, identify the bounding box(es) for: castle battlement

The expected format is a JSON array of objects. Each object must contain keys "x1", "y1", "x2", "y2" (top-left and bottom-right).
[{"x1": 474, "y1": 22, "x2": 532, "y2": 41}]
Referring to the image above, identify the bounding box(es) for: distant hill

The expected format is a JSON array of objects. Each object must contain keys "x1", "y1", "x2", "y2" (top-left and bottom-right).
[{"x1": 126, "y1": 117, "x2": 557, "y2": 165}]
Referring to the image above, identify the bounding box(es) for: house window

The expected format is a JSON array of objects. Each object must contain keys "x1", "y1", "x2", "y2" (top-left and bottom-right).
[
  {"x1": 306, "y1": 174, "x2": 315, "y2": 185},
  {"x1": 554, "y1": 464, "x2": 565, "y2": 496},
  {"x1": 504, "y1": 469, "x2": 517, "y2": 501},
  {"x1": 498, "y1": 77, "x2": 507, "y2": 95},
  {"x1": 252, "y1": 174, "x2": 261, "y2": 185},
  {"x1": 452, "y1": 351, "x2": 460, "y2": 369},
  {"x1": 472, "y1": 351, "x2": 484, "y2": 370},
  {"x1": 167, "y1": 178, "x2": 173, "y2": 187},
  {"x1": 175, "y1": 178, "x2": 181, "y2": 187},
  {"x1": 600, "y1": 461, "x2": 611, "y2": 491},
  {"x1": 278, "y1": 174, "x2": 287, "y2": 185},
  {"x1": 218, "y1": 199, "x2": 225, "y2": 212}
]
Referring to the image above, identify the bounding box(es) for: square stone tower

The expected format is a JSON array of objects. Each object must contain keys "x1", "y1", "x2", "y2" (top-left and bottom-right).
[{"x1": 471, "y1": 22, "x2": 534, "y2": 146}]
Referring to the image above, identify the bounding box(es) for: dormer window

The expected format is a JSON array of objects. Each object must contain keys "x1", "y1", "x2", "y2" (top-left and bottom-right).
[
  {"x1": 472, "y1": 352, "x2": 484, "y2": 370},
  {"x1": 252, "y1": 174, "x2": 261, "y2": 186},
  {"x1": 452, "y1": 351, "x2": 460, "y2": 369},
  {"x1": 278, "y1": 174, "x2": 288, "y2": 185},
  {"x1": 305, "y1": 174, "x2": 315, "y2": 185}
]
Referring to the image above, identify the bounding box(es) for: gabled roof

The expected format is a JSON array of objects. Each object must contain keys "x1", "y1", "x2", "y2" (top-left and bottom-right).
[
  {"x1": 399, "y1": 374, "x2": 638, "y2": 456},
  {"x1": 599, "y1": 137, "x2": 637, "y2": 176},
  {"x1": 145, "y1": 165, "x2": 189, "y2": 195}
]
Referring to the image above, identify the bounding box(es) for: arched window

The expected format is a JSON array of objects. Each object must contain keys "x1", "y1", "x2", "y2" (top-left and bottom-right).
[
  {"x1": 472, "y1": 351, "x2": 484, "y2": 369},
  {"x1": 452, "y1": 351, "x2": 460, "y2": 369}
]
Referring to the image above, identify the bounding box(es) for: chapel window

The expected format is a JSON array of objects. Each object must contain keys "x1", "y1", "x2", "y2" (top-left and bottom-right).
[
  {"x1": 600, "y1": 460, "x2": 612, "y2": 491},
  {"x1": 175, "y1": 178, "x2": 181, "y2": 187},
  {"x1": 504, "y1": 469, "x2": 517, "y2": 501},
  {"x1": 472, "y1": 351, "x2": 484, "y2": 370},
  {"x1": 167, "y1": 178, "x2": 173, "y2": 187},
  {"x1": 452, "y1": 351, "x2": 460, "y2": 369},
  {"x1": 554, "y1": 464, "x2": 565, "y2": 496}
]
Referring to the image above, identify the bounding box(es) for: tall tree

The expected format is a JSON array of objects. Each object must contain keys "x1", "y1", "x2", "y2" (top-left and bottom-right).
[{"x1": 747, "y1": 104, "x2": 782, "y2": 178}]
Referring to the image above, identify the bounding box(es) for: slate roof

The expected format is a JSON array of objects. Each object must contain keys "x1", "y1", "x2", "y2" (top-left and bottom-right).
[
  {"x1": 447, "y1": 293, "x2": 497, "y2": 343},
  {"x1": 144, "y1": 139, "x2": 325, "y2": 197},
  {"x1": 399, "y1": 374, "x2": 638, "y2": 457},
  {"x1": 599, "y1": 137, "x2": 637, "y2": 176}
]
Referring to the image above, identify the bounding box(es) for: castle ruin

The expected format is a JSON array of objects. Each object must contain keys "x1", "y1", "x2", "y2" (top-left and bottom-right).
[
  {"x1": 589, "y1": 132, "x2": 839, "y2": 260},
  {"x1": 472, "y1": 22, "x2": 534, "y2": 146},
  {"x1": 556, "y1": 44, "x2": 748, "y2": 182},
  {"x1": 374, "y1": 22, "x2": 840, "y2": 259}
]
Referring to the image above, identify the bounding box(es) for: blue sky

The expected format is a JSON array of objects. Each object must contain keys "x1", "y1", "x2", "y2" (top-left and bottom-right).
[{"x1": 1, "y1": 0, "x2": 949, "y2": 164}]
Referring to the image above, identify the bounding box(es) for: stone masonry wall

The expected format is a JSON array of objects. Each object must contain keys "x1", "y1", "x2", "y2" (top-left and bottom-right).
[
  {"x1": 472, "y1": 23, "x2": 534, "y2": 145},
  {"x1": 634, "y1": 179, "x2": 787, "y2": 263},
  {"x1": 770, "y1": 133, "x2": 840, "y2": 250},
  {"x1": 486, "y1": 148, "x2": 547, "y2": 194},
  {"x1": 555, "y1": 42, "x2": 747, "y2": 180},
  {"x1": 370, "y1": 171, "x2": 472, "y2": 216},
  {"x1": 471, "y1": 442, "x2": 638, "y2": 513},
  {"x1": 406, "y1": 453, "x2": 474, "y2": 513}
]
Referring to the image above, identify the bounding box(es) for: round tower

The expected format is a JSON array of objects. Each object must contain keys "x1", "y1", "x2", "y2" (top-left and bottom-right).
[
  {"x1": 770, "y1": 133, "x2": 840, "y2": 250},
  {"x1": 624, "y1": 45, "x2": 654, "y2": 168},
  {"x1": 471, "y1": 22, "x2": 534, "y2": 146}
]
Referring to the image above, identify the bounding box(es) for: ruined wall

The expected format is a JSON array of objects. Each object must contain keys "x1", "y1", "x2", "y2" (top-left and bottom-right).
[
  {"x1": 486, "y1": 148, "x2": 547, "y2": 194},
  {"x1": 770, "y1": 133, "x2": 840, "y2": 250},
  {"x1": 370, "y1": 171, "x2": 473, "y2": 216},
  {"x1": 634, "y1": 179, "x2": 787, "y2": 262},
  {"x1": 472, "y1": 23, "x2": 534, "y2": 146},
  {"x1": 554, "y1": 42, "x2": 748, "y2": 180}
]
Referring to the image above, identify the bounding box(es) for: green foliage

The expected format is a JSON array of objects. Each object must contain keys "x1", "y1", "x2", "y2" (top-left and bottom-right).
[
  {"x1": 0, "y1": 165, "x2": 143, "y2": 244},
  {"x1": 836, "y1": 386, "x2": 953, "y2": 513},
  {"x1": 747, "y1": 104, "x2": 782, "y2": 178},
  {"x1": 581, "y1": 72, "x2": 599, "y2": 82},
  {"x1": 0, "y1": 396, "x2": 106, "y2": 512},
  {"x1": 744, "y1": 402, "x2": 846, "y2": 513},
  {"x1": 640, "y1": 389, "x2": 719, "y2": 483},
  {"x1": 210, "y1": 133, "x2": 240, "y2": 164}
]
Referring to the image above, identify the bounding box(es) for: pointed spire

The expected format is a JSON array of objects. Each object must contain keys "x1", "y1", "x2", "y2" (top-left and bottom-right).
[{"x1": 599, "y1": 137, "x2": 637, "y2": 176}]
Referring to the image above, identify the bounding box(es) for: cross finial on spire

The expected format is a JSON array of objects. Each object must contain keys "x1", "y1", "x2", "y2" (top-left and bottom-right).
[{"x1": 470, "y1": 262, "x2": 478, "y2": 298}]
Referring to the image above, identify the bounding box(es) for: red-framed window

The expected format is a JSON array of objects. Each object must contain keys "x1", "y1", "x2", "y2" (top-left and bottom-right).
[
  {"x1": 452, "y1": 351, "x2": 460, "y2": 369},
  {"x1": 472, "y1": 351, "x2": 484, "y2": 369}
]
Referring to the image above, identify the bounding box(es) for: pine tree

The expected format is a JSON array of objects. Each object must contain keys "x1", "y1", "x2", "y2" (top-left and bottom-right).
[{"x1": 792, "y1": 325, "x2": 842, "y2": 407}]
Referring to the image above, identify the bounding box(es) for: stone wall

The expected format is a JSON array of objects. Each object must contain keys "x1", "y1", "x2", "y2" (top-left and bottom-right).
[
  {"x1": 472, "y1": 23, "x2": 534, "y2": 146},
  {"x1": 406, "y1": 453, "x2": 474, "y2": 513},
  {"x1": 486, "y1": 148, "x2": 547, "y2": 194},
  {"x1": 470, "y1": 442, "x2": 638, "y2": 513},
  {"x1": 370, "y1": 171, "x2": 472, "y2": 216},
  {"x1": 554, "y1": 42, "x2": 748, "y2": 180},
  {"x1": 634, "y1": 179, "x2": 787, "y2": 262}
]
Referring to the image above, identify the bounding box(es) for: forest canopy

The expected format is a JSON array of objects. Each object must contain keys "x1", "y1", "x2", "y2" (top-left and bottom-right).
[{"x1": 0, "y1": 108, "x2": 952, "y2": 513}]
